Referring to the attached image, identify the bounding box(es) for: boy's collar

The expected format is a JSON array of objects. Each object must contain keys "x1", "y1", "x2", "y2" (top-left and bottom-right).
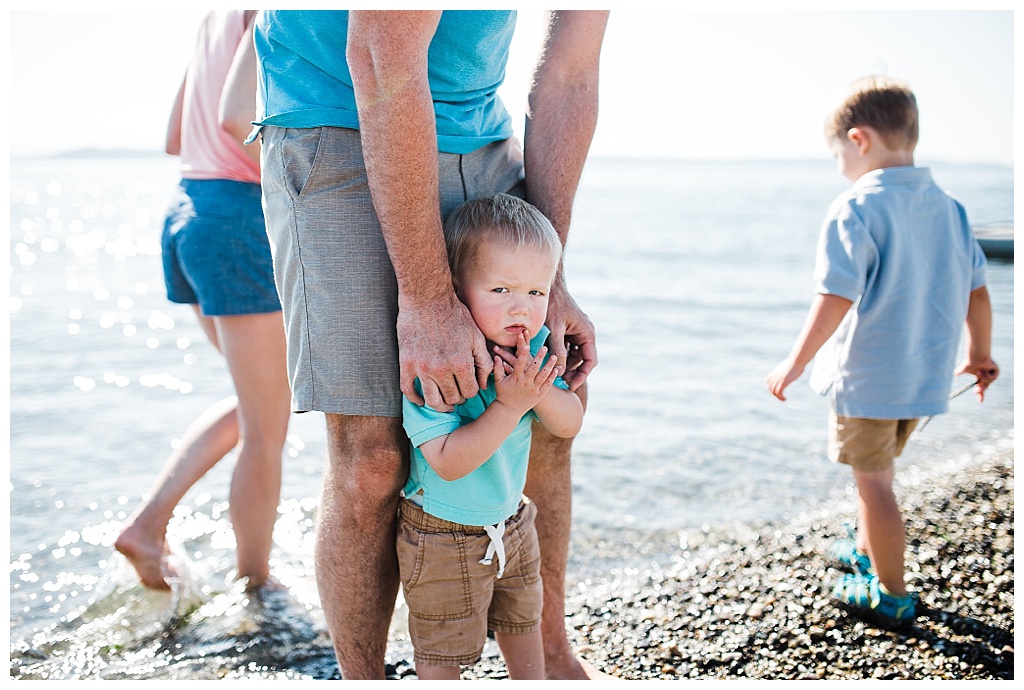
[{"x1": 852, "y1": 165, "x2": 931, "y2": 187}]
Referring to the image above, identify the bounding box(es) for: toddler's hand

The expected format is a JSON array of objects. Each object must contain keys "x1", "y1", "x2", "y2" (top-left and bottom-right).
[
  {"x1": 766, "y1": 357, "x2": 805, "y2": 401},
  {"x1": 493, "y1": 331, "x2": 559, "y2": 416}
]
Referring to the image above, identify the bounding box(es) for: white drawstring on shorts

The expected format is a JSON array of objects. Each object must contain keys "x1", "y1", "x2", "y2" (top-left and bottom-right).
[{"x1": 479, "y1": 522, "x2": 507, "y2": 578}]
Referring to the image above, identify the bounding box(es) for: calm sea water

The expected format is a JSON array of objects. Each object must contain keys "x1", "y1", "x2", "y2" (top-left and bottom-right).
[{"x1": 8, "y1": 156, "x2": 1013, "y2": 679}]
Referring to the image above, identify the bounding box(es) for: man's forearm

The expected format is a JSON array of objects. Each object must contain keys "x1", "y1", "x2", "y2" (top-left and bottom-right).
[{"x1": 347, "y1": 10, "x2": 452, "y2": 308}]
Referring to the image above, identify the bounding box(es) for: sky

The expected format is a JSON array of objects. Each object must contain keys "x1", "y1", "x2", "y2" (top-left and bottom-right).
[{"x1": 5, "y1": 6, "x2": 1017, "y2": 164}]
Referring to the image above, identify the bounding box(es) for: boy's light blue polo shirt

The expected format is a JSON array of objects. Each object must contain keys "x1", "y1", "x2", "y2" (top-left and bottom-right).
[
  {"x1": 252, "y1": 10, "x2": 515, "y2": 154},
  {"x1": 402, "y1": 326, "x2": 568, "y2": 527},
  {"x1": 808, "y1": 166, "x2": 987, "y2": 419}
]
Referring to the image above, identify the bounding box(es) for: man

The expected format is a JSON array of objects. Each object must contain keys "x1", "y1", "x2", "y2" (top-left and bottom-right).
[{"x1": 252, "y1": 10, "x2": 607, "y2": 679}]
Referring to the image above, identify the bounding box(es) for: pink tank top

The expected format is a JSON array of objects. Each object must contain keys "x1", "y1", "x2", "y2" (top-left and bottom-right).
[{"x1": 179, "y1": 10, "x2": 260, "y2": 183}]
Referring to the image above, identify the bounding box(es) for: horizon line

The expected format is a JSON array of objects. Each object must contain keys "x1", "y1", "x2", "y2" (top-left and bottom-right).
[{"x1": 9, "y1": 147, "x2": 1014, "y2": 168}]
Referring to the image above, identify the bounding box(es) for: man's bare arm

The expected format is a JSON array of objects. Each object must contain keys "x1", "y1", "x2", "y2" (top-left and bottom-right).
[
  {"x1": 524, "y1": 10, "x2": 609, "y2": 390},
  {"x1": 347, "y1": 11, "x2": 492, "y2": 410}
]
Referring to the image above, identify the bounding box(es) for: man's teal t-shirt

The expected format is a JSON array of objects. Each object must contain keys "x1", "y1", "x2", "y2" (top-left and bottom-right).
[
  {"x1": 253, "y1": 10, "x2": 516, "y2": 154},
  {"x1": 402, "y1": 326, "x2": 568, "y2": 527}
]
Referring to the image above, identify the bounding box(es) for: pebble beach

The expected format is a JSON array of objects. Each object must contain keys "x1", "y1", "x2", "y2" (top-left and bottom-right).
[{"x1": 455, "y1": 448, "x2": 1014, "y2": 681}]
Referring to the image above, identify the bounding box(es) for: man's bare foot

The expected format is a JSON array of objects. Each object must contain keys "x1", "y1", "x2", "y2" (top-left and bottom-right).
[{"x1": 114, "y1": 525, "x2": 174, "y2": 591}]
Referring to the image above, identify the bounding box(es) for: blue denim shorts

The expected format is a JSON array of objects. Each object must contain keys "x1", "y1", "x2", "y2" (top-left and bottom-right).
[{"x1": 161, "y1": 178, "x2": 281, "y2": 316}]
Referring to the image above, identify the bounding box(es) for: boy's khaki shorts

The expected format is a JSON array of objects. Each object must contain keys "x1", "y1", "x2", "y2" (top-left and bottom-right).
[
  {"x1": 828, "y1": 411, "x2": 920, "y2": 472},
  {"x1": 397, "y1": 497, "x2": 543, "y2": 667}
]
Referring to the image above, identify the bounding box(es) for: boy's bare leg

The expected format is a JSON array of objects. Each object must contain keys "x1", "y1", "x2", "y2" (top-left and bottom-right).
[
  {"x1": 215, "y1": 312, "x2": 291, "y2": 589},
  {"x1": 318, "y1": 413, "x2": 407, "y2": 679},
  {"x1": 496, "y1": 629, "x2": 546, "y2": 680},
  {"x1": 853, "y1": 467, "x2": 908, "y2": 595}
]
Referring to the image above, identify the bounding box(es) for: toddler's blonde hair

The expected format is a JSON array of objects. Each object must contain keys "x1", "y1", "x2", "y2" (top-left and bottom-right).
[{"x1": 443, "y1": 193, "x2": 562, "y2": 279}]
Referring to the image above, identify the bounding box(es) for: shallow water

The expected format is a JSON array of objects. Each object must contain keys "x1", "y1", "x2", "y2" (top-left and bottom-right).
[{"x1": 8, "y1": 155, "x2": 1013, "y2": 679}]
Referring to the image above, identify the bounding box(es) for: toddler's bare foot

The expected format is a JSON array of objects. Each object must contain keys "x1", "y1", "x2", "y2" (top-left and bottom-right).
[{"x1": 114, "y1": 525, "x2": 174, "y2": 591}]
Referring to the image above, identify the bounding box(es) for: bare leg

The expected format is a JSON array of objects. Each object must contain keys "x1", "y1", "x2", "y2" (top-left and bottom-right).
[
  {"x1": 496, "y1": 630, "x2": 545, "y2": 679},
  {"x1": 214, "y1": 312, "x2": 291, "y2": 589},
  {"x1": 116, "y1": 309, "x2": 238, "y2": 590},
  {"x1": 524, "y1": 426, "x2": 585, "y2": 679},
  {"x1": 115, "y1": 396, "x2": 239, "y2": 589},
  {"x1": 317, "y1": 413, "x2": 407, "y2": 679},
  {"x1": 524, "y1": 383, "x2": 599, "y2": 679},
  {"x1": 853, "y1": 467, "x2": 907, "y2": 595}
]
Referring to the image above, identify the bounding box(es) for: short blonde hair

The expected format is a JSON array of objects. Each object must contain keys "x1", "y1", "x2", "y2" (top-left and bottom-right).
[
  {"x1": 443, "y1": 193, "x2": 562, "y2": 279},
  {"x1": 825, "y1": 75, "x2": 919, "y2": 150}
]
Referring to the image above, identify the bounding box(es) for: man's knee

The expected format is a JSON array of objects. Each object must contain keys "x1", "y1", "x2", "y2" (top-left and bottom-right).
[{"x1": 325, "y1": 414, "x2": 408, "y2": 499}]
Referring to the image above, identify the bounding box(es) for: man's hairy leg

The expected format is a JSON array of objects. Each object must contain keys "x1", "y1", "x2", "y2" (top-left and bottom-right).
[
  {"x1": 525, "y1": 421, "x2": 591, "y2": 680},
  {"x1": 317, "y1": 413, "x2": 407, "y2": 679}
]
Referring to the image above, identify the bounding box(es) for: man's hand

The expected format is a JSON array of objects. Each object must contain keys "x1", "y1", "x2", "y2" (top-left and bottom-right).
[
  {"x1": 544, "y1": 275, "x2": 597, "y2": 391},
  {"x1": 398, "y1": 294, "x2": 492, "y2": 412}
]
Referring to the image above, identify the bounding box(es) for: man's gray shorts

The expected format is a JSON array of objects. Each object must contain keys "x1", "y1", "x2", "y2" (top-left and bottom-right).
[{"x1": 260, "y1": 126, "x2": 525, "y2": 416}]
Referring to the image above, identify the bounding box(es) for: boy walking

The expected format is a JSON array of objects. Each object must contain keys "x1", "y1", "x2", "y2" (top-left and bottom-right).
[
  {"x1": 398, "y1": 194, "x2": 585, "y2": 678},
  {"x1": 766, "y1": 76, "x2": 999, "y2": 627}
]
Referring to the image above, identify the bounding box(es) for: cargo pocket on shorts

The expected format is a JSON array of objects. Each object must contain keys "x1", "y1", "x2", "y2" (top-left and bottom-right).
[{"x1": 397, "y1": 521, "x2": 475, "y2": 622}]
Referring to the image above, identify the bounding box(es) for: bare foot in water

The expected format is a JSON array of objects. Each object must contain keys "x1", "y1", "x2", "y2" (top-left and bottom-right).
[
  {"x1": 114, "y1": 525, "x2": 176, "y2": 590},
  {"x1": 241, "y1": 573, "x2": 285, "y2": 593}
]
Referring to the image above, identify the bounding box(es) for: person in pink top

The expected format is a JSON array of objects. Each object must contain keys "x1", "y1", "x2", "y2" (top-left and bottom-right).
[{"x1": 115, "y1": 9, "x2": 290, "y2": 593}]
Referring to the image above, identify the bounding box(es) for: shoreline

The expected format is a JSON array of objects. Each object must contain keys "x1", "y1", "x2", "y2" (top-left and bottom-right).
[{"x1": 456, "y1": 447, "x2": 1014, "y2": 680}]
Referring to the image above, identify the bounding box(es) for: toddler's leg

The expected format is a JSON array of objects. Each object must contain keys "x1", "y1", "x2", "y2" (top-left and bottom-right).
[
  {"x1": 496, "y1": 629, "x2": 546, "y2": 680},
  {"x1": 853, "y1": 467, "x2": 907, "y2": 596}
]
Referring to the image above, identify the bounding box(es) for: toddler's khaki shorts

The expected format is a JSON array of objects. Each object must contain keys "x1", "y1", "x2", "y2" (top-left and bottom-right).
[{"x1": 397, "y1": 497, "x2": 543, "y2": 667}]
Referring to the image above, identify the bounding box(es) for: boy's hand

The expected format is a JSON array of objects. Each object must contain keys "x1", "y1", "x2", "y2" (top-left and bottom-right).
[
  {"x1": 955, "y1": 357, "x2": 1000, "y2": 402},
  {"x1": 766, "y1": 357, "x2": 805, "y2": 401},
  {"x1": 493, "y1": 330, "x2": 560, "y2": 416}
]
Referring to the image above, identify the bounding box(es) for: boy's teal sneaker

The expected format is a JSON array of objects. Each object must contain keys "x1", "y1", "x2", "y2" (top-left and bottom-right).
[
  {"x1": 829, "y1": 538, "x2": 873, "y2": 575},
  {"x1": 832, "y1": 572, "x2": 917, "y2": 629}
]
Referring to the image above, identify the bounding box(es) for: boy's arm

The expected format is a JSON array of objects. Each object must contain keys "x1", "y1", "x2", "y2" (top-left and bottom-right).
[
  {"x1": 956, "y1": 285, "x2": 999, "y2": 402},
  {"x1": 419, "y1": 334, "x2": 561, "y2": 481},
  {"x1": 493, "y1": 343, "x2": 584, "y2": 437},
  {"x1": 418, "y1": 398, "x2": 531, "y2": 482},
  {"x1": 767, "y1": 293, "x2": 853, "y2": 401},
  {"x1": 530, "y1": 387, "x2": 584, "y2": 438}
]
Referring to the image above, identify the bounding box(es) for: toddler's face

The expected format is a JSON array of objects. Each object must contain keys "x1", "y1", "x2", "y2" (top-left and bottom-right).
[{"x1": 455, "y1": 239, "x2": 557, "y2": 351}]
